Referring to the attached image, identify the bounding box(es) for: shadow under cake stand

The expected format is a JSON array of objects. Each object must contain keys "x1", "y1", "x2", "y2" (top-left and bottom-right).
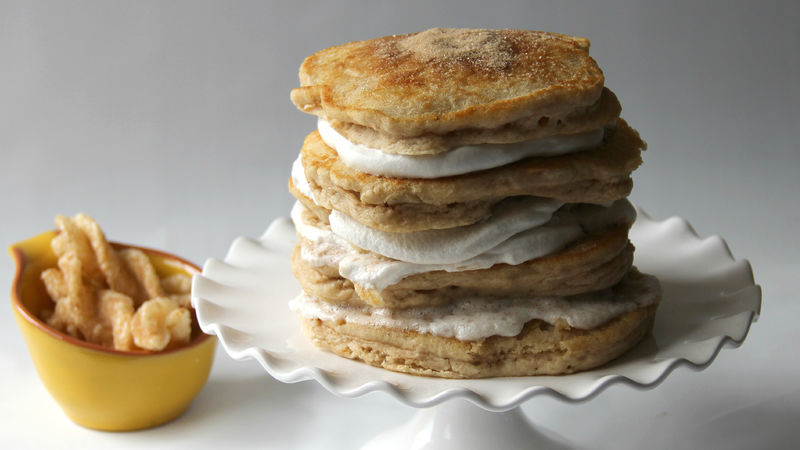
[{"x1": 191, "y1": 209, "x2": 761, "y2": 449}]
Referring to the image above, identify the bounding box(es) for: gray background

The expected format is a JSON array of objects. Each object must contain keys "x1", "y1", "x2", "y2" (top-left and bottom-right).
[{"x1": 1, "y1": 1, "x2": 798, "y2": 448}]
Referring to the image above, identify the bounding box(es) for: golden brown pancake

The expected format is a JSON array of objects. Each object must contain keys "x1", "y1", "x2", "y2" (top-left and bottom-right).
[
  {"x1": 291, "y1": 28, "x2": 607, "y2": 137},
  {"x1": 327, "y1": 88, "x2": 621, "y2": 156}
]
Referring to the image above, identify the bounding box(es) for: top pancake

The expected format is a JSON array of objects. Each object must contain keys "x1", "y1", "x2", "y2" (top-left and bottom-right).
[{"x1": 291, "y1": 28, "x2": 606, "y2": 138}]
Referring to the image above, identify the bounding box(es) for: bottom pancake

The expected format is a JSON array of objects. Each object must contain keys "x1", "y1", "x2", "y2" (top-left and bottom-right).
[{"x1": 292, "y1": 270, "x2": 660, "y2": 378}]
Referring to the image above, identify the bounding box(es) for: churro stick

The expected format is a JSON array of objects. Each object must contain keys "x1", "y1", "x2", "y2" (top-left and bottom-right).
[
  {"x1": 53, "y1": 215, "x2": 105, "y2": 286},
  {"x1": 161, "y1": 273, "x2": 192, "y2": 295},
  {"x1": 72, "y1": 213, "x2": 142, "y2": 302},
  {"x1": 161, "y1": 273, "x2": 192, "y2": 308},
  {"x1": 97, "y1": 290, "x2": 135, "y2": 351},
  {"x1": 41, "y1": 268, "x2": 67, "y2": 301},
  {"x1": 46, "y1": 251, "x2": 101, "y2": 343},
  {"x1": 119, "y1": 248, "x2": 164, "y2": 305}
]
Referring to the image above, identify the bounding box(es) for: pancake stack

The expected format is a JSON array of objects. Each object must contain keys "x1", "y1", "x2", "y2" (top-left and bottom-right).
[{"x1": 287, "y1": 28, "x2": 661, "y2": 378}]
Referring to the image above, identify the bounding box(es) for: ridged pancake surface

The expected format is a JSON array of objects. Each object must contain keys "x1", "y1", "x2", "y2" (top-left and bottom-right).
[{"x1": 291, "y1": 28, "x2": 606, "y2": 137}]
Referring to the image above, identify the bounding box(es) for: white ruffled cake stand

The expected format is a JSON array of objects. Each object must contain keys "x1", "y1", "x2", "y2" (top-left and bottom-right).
[{"x1": 191, "y1": 208, "x2": 761, "y2": 449}]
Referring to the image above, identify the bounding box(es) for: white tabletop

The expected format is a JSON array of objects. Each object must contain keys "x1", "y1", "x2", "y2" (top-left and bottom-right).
[{"x1": 2, "y1": 1, "x2": 798, "y2": 449}]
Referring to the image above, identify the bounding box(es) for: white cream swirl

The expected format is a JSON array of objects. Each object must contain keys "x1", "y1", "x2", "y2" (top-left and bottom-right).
[
  {"x1": 328, "y1": 197, "x2": 564, "y2": 264},
  {"x1": 291, "y1": 155, "x2": 314, "y2": 200},
  {"x1": 317, "y1": 118, "x2": 605, "y2": 178},
  {"x1": 291, "y1": 200, "x2": 635, "y2": 291}
]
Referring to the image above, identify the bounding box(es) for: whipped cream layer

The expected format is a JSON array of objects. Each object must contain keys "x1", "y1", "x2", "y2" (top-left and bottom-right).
[
  {"x1": 329, "y1": 196, "x2": 564, "y2": 264},
  {"x1": 318, "y1": 119, "x2": 605, "y2": 179},
  {"x1": 292, "y1": 199, "x2": 635, "y2": 291},
  {"x1": 291, "y1": 156, "x2": 315, "y2": 200},
  {"x1": 290, "y1": 272, "x2": 659, "y2": 340}
]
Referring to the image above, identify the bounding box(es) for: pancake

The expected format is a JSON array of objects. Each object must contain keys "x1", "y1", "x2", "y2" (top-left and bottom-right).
[
  {"x1": 327, "y1": 88, "x2": 621, "y2": 156},
  {"x1": 292, "y1": 270, "x2": 660, "y2": 378},
  {"x1": 292, "y1": 238, "x2": 633, "y2": 309},
  {"x1": 291, "y1": 28, "x2": 606, "y2": 137},
  {"x1": 298, "y1": 119, "x2": 645, "y2": 232},
  {"x1": 291, "y1": 220, "x2": 635, "y2": 308}
]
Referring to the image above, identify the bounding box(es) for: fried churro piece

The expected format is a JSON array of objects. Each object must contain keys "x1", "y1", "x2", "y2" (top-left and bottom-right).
[
  {"x1": 52, "y1": 215, "x2": 106, "y2": 286},
  {"x1": 45, "y1": 251, "x2": 102, "y2": 343},
  {"x1": 72, "y1": 213, "x2": 143, "y2": 302},
  {"x1": 118, "y1": 248, "x2": 164, "y2": 305},
  {"x1": 161, "y1": 273, "x2": 193, "y2": 307},
  {"x1": 161, "y1": 273, "x2": 191, "y2": 295},
  {"x1": 131, "y1": 297, "x2": 192, "y2": 351},
  {"x1": 97, "y1": 290, "x2": 135, "y2": 351},
  {"x1": 41, "y1": 267, "x2": 67, "y2": 300}
]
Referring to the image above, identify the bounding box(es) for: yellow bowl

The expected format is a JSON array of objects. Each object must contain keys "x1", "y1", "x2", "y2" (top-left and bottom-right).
[{"x1": 10, "y1": 231, "x2": 216, "y2": 431}]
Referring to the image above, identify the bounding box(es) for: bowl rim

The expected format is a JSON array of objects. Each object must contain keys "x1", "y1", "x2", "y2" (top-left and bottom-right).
[{"x1": 10, "y1": 234, "x2": 215, "y2": 357}]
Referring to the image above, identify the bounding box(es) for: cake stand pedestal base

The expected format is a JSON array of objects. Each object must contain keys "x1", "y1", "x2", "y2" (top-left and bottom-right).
[{"x1": 361, "y1": 399, "x2": 573, "y2": 450}]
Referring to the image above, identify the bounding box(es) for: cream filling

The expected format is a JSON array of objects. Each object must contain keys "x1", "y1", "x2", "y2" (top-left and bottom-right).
[
  {"x1": 328, "y1": 196, "x2": 564, "y2": 265},
  {"x1": 317, "y1": 118, "x2": 605, "y2": 178},
  {"x1": 291, "y1": 200, "x2": 635, "y2": 291},
  {"x1": 291, "y1": 156, "x2": 315, "y2": 200},
  {"x1": 289, "y1": 272, "x2": 659, "y2": 341}
]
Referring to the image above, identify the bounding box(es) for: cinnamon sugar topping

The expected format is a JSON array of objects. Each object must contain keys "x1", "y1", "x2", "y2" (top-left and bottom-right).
[{"x1": 397, "y1": 28, "x2": 517, "y2": 71}]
